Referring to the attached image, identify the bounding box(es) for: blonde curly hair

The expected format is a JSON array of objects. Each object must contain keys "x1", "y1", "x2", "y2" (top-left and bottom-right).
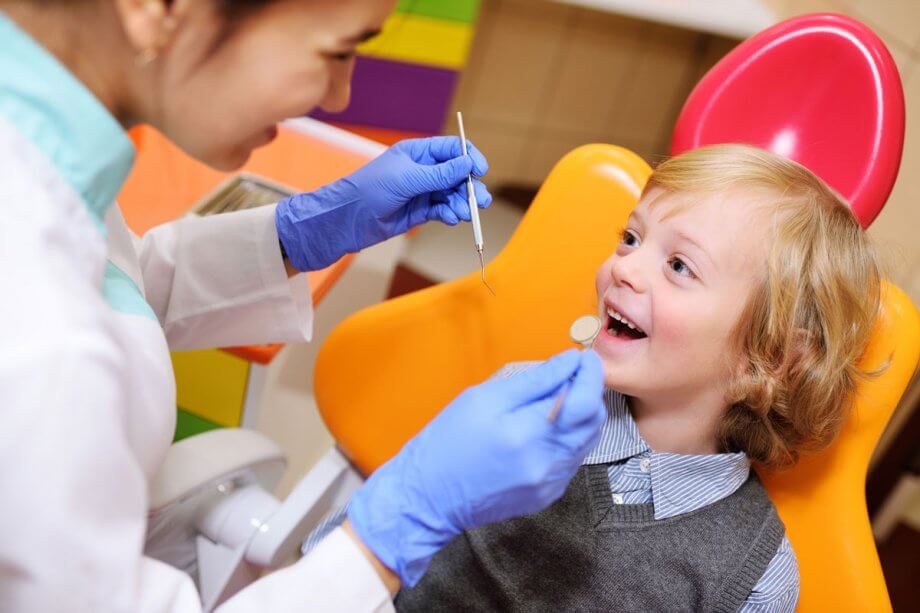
[{"x1": 645, "y1": 144, "x2": 881, "y2": 469}]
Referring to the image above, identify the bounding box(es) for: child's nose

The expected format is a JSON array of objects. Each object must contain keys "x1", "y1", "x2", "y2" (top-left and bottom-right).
[{"x1": 610, "y1": 254, "x2": 646, "y2": 293}]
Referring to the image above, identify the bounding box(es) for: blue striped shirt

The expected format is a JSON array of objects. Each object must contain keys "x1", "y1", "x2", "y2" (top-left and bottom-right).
[
  {"x1": 304, "y1": 363, "x2": 800, "y2": 611},
  {"x1": 587, "y1": 388, "x2": 753, "y2": 520}
]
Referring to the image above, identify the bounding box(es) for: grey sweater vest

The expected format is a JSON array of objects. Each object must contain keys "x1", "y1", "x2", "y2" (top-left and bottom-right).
[{"x1": 396, "y1": 465, "x2": 784, "y2": 612}]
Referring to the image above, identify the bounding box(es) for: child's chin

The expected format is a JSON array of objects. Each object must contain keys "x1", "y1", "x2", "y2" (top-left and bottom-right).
[
  {"x1": 602, "y1": 368, "x2": 632, "y2": 392},
  {"x1": 602, "y1": 362, "x2": 647, "y2": 396}
]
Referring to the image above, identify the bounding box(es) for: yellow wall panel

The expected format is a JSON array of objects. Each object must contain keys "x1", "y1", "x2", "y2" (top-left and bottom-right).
[
  {"x1": 171, "y1": 349, "x2": 249, "y2": 427},
  {"x1": 359, "y1": 14, "x2": 473, "y2": 69}
]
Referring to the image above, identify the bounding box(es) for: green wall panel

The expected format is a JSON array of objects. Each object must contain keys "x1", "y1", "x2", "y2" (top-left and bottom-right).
[
  {"x1": 174, "y1": 408, "x2": 222, "y2": 442},
  {"x1": 396, "y1": 0, "x2": 480, "y2": 23}
]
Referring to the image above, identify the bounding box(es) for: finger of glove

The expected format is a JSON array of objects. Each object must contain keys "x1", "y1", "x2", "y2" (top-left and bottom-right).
[
  {"x1": 410, "y1": 156, "x2": 474, "y2": 195},
  {"x1": 487, "y1": 349, "x2": 581, "y2": 407},
  {"x1": 457, "y1": 178, "x2": 493, "y2": 209},
  {"x1": 390, "y1": 137, "x2": 440, "y2": 163},
  {"x1": 465, "y1": 141, "x2": 489, "y2": 178},
  {"x1": 443, "y1": 191, "x2": 472, "y2": 222},
  {"x1": 553, "y1": 350, "x2": 607, "y2": 432},
  {"x1": 564, "y1": 421, "x2": 604, "y2": 469},
  {"x1": 418, "y1": 136, "x2": 489, "y2": 178},
  {"x1": 474, "y1": 179, "x2": 492, "y2": 208},
  {"x1": 429, "y1": 202, "x2": 460, "y2": 225},
  {"x1": 412, "y1": 136, "x2": 463, "y2": 164}
]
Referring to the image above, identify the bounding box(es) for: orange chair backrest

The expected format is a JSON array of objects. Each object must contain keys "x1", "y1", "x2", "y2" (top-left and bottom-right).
[
  {"x1": 313, "y1": 145, "x2": 919, "y2": 612},
  {"x1": 315, "y1": 145, "x2": 649, "y2": 474},
  {"x1": 758, "y1": 281, "x2": 918, "y2": 612}
]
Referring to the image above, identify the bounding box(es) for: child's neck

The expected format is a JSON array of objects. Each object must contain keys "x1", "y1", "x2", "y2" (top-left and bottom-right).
[{"x1": 628, "y1": 393, "x2": 724, "y2": 455}]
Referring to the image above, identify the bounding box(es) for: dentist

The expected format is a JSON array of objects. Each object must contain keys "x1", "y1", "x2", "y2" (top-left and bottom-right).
[{"x1": 0, "y1": 0, "x2": 606, "y2": 610}]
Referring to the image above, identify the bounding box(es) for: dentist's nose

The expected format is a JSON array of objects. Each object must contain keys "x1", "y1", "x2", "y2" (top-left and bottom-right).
[{"x1": 319, "y1": 61, "x2": 355, "y2": 113}]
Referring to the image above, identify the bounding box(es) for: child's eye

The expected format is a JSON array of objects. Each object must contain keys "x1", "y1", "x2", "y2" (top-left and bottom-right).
[
  {"x1": 620, "y1": 229, "x2": 640, "y2": 248},
  {"x1": 329, "y1": 50, "x2": 356, "y2": 61},
  {"x1": 667, "y1": 256, "x2": 696, "y2": 279}
]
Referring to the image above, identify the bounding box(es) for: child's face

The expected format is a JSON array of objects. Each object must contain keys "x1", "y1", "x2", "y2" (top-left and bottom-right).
[{"x1": 593, "y1": 188, "x2": 770, "y2": 405}]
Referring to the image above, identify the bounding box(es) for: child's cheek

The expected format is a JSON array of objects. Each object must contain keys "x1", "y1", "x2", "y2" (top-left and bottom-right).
[
  {"x1": 655, "y1": 298, "x2": 735, "y2": 378},
  {"x1": 652, "y1": 301, "x2": 691, "y2": 346},
  {"x1": 595, "y1": 257, "x2": 616, "y2": 296}
]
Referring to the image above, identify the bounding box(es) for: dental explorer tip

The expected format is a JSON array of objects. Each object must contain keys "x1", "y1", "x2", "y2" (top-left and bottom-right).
[{"x1": 477, "y1": 249, "x2": 496, "y2": 297}]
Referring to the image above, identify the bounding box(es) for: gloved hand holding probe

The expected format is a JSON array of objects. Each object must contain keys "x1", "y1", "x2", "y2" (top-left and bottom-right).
[
  {"x1": 276, "y1": 136, "x2": 491, "y2": 272},
  {"x1": 347, "y1": 349, "x2": 606, "y2": 586}
]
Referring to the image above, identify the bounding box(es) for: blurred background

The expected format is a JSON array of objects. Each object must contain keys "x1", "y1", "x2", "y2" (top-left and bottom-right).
[{"x1": 135, "y1": 1, "x2": 919, "y2": 608}]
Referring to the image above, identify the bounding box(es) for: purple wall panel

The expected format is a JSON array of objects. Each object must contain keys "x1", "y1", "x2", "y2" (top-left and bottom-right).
[{"x1": 311, "y1": 56, "x2": 458, "y2": 134}]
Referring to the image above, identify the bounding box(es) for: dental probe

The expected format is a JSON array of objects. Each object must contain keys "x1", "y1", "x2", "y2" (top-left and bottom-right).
[
  {"x1": 548, "y1": 315, "x2": 602, "y2": 423},
  {"x1": 456, "y1": 111, "x2": 495, "y2": 296}
]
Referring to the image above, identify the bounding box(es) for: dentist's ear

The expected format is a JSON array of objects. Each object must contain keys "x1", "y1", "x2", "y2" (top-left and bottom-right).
[{"x1": 115, "y1": 0, "x2": 189, "y2": 64}]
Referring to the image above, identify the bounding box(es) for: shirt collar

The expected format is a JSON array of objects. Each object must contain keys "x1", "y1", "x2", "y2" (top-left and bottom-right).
[
  {"x1": 0, "y1": 12, "x2": 135, "y2": 233},
  {"x1": 584, "y1": 389, "x2": 751, "y2": 520},
  {"x1": 583, "y1": 389, "x2": 651, "y2": 464}
]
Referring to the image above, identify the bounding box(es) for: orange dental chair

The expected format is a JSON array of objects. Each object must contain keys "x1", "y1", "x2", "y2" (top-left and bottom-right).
[{"x1": 314, "y1": 14, "x2": 920, "y2": 613}]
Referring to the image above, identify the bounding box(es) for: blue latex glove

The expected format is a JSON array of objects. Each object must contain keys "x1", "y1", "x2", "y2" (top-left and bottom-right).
[
  {"x1": 276, "y1": 136, "x2": 492, "y2": 271},
  {"x1": 347, "y1": 349, "x2": 606, "y2": 587}
]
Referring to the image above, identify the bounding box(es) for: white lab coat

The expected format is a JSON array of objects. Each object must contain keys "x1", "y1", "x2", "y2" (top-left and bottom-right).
[{"x1": 0, "y1": 115, "x2": 393, "y2": 611}]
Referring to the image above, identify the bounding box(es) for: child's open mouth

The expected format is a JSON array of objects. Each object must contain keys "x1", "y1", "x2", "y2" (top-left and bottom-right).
[{"x1": 606, "y1": 307, "x2": 648, "y2": 340}]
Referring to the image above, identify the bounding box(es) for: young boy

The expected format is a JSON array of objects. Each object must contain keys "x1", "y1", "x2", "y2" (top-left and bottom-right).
[{"x1": 394, "y1": 144, "x2": 881, "y2": 612}]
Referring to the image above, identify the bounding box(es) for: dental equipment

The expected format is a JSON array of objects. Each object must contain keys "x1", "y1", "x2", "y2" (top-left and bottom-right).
[
  {"x1": 457, "y1": 111, "x2": 495, "y2": 296},
  {"x1": 147, "y1": 429, "x2": 363, "y2": 611},
  {"x1": 547, "y1": 315, "x2": 602, "y2": 422}
]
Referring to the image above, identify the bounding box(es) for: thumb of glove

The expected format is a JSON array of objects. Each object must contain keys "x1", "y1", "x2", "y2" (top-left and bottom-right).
[{"x1": 409, "y1": 155, "x2": 474, "y2": 195}]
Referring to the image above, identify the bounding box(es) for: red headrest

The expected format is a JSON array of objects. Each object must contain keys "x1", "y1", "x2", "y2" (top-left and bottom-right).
[{"x1": 672, "y1": 14, "x2": 905, "y2": 228}]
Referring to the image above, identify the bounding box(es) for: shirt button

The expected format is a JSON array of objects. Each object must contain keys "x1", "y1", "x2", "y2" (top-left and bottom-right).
[
  {"x1": 639, "y1": 458, "x2": 651, "y2": 473},
  {"x1": 612, "y1": 493, "x2": 624, "y2": 504}
]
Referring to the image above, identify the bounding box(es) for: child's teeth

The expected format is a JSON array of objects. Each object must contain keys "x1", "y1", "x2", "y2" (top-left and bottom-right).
[{"x1": 606, "y1": 306, "x2": 644, "y2": 333}]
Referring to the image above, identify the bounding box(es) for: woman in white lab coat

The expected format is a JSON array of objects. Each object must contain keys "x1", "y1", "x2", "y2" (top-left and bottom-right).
[{"x1": 0, "y1": 0, "x2": 606, "y2": 610}]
